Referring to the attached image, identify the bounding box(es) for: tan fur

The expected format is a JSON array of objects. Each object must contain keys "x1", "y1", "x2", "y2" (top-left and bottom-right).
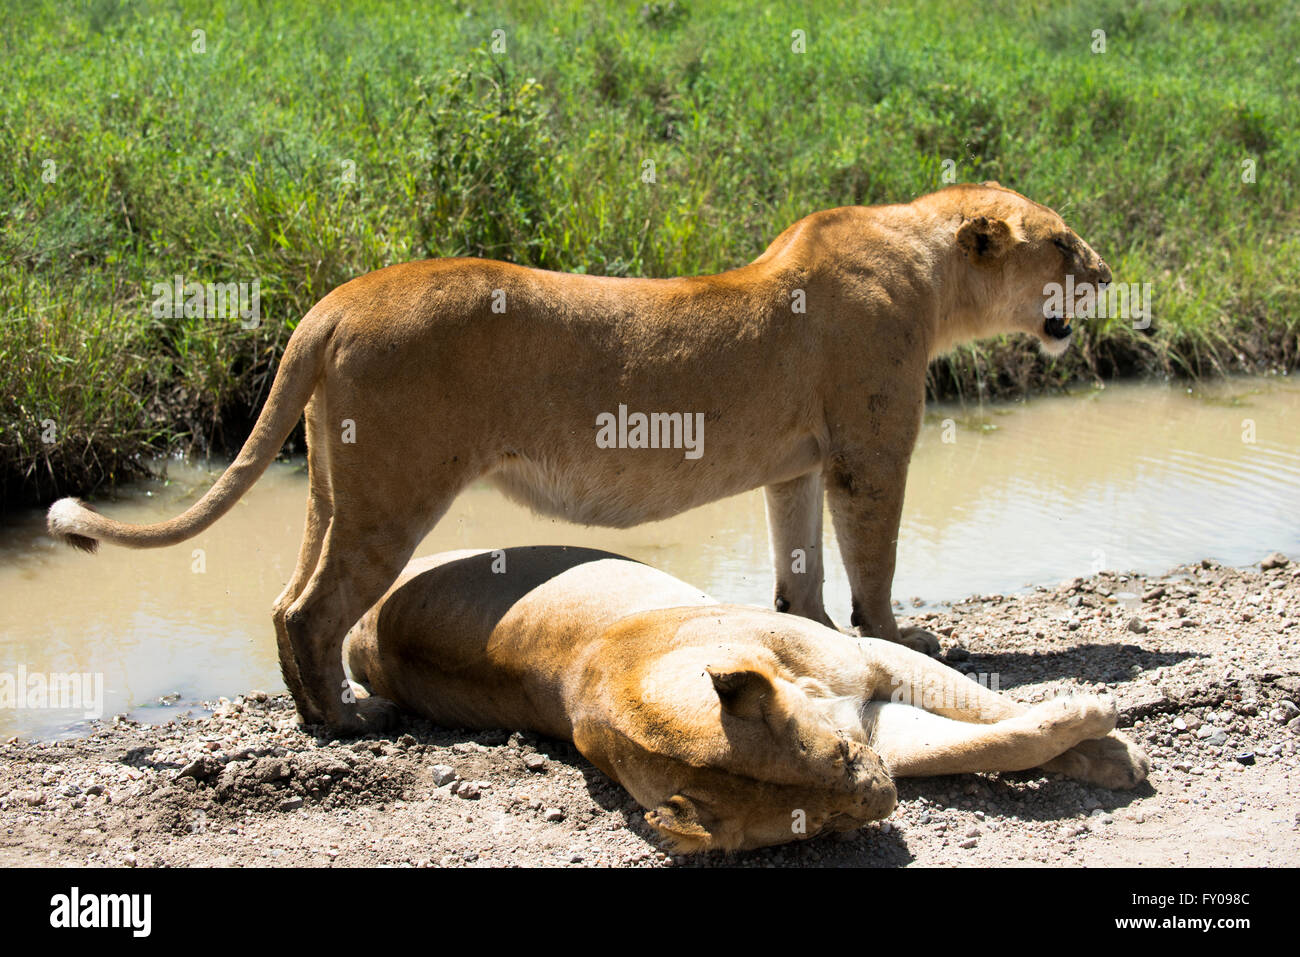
[
  {"x1": 47, "y1": 183, "x2": 1111, "y2": 733},
  {"x1": 344, "y1": 547, "x2": 1150, "y2": 853}
]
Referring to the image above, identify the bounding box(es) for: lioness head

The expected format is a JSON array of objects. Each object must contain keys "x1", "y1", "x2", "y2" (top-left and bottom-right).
[
  {"x1": 583, "y1": 617, "x2": 896, "y2": 853},
  {"x1": 932, "y1": 182, "x2": 1112, "y2": 357}
]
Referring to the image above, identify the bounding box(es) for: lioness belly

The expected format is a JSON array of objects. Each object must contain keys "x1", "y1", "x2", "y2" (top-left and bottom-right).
[{"x1": 486, "y1": 431, "x2": 823, "y2": 528}]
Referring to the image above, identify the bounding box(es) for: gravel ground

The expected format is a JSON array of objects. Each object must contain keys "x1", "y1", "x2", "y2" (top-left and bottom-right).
[{"x1": 2, "y1": 555, "x2": 1297, "y2": 868}]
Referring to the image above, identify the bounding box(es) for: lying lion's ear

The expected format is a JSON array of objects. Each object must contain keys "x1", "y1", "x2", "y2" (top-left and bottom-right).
[
  {"x1": 957, "y1": 215, "x2": 1014, "y2": 262},
  {"x1": 707, "y1": 666, "x2": 773, "y2": 720},
  {"x1": 645, "y1": 795, "x2": 714, "y2": 853}
]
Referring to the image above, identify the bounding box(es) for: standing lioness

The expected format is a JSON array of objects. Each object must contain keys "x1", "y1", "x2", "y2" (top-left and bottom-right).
[{"x1": 49, "y1": 183, "x2": 1111, "y2": 734}]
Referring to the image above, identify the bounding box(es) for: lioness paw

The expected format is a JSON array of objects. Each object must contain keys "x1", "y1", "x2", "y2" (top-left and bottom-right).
[
  {"x1": 896, "y1": 626, "x2": 941, "y2": 656},
  {"x1": 1043, "y1": 730, "x2": 1151, "y2": 790},
  {"x1": 323, "y1": 695, "x2": 402, "y2": 738},
  {"x1": 1035, "y1": 693, "x2": 1118, "y2": 741}
]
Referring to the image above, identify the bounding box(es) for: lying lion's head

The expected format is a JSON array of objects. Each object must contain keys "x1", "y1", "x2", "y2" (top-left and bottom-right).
[
  {"x1": 581, "y1": 611, "x2": 897, "y2": 853},
  {"x1": 932, "y1": 182, "x2": 1112, "y2": 357}
]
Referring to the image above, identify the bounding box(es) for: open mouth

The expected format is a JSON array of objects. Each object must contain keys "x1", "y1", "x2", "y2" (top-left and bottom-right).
[{"x1": 1043, "y1": 313, "x2": 1073, "y2": 340}]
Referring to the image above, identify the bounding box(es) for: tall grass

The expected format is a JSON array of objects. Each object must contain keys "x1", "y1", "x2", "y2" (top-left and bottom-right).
[{"x1": 1, "y1": 0, "x2": 1297, "y2": 505}]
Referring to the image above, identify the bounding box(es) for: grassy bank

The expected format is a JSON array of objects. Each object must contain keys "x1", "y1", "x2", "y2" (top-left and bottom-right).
[{"x1": 2, "y1": 0, "x2": 1298, "y2": 507}]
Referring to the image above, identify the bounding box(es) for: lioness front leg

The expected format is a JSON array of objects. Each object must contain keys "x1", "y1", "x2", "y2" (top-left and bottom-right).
[
  {"x1": 824, "y1": 450, "x2": 940, "y2": 655},
  {"x1": 764, "y1": 471, "x2": 833, "y2": 627},
  {"x1": 860, "y1": 640, "x2": 1151, "y2": 788},
  {"x1": 864, "y1": 694, "x2": 1120, "y2": 778}
]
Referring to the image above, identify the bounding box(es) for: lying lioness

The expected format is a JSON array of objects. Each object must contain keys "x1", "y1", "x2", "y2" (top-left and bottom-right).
[
  {"x1": 49, "y1": 183, "x2": 1112, "y2": 734},
  {"x1": 344, "y1": 547, "x2": 1150, "y2": 852}
]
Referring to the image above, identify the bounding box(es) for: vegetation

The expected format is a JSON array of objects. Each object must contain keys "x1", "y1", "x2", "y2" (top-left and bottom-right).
[{"x1": 2, "y1": 0, "x2": 1297, "y2": 505}]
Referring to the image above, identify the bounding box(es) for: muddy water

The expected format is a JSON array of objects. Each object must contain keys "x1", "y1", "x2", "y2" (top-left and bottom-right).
[{"x1": 2, "y1": 376, "x2": 1298, "y2": 737}]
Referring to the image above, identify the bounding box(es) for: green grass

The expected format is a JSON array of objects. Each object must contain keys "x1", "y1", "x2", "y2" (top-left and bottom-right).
[{"x1": 2, "y1": 0, "x2": 1298, "y2": 506}]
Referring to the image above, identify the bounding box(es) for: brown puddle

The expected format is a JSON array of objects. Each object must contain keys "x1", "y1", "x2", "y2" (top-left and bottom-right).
[{"x1": 2, "y1": 376, "x2": 1298, "y2": 737}]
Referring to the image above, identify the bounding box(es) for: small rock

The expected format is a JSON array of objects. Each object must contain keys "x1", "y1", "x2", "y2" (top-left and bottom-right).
[
  {"x1": 178, "y1": 755, "x2": 223, "y2": 782},
  {"x1": 1261, "y1": 552, "x2": 1290, "y2": 570},
  {"x1": 1126, "y1": 616, "x2": 1148, "y2": 634},
  {"x1": 524, "y1": 754, "x2": 548, "y2": 773},
  {"x1": 543, "y1": 807, "x2": 565, "y2": 822},
  {"x1": 454, "y1": 781, "x2": 481, "y2": 800},
  {"x1": 1205, "y1": 730, "x2": 1228, "y2": 747},
  {"x1": 958, "y1": 838, "x2": 977, "y2": 849},
  {"x1": 278, "y1": 797, "x2": 303, "y2": 811},
  {"x1": 430, "y1": 765, "x2": 457, "y2": 787},
  {"x1": 1271, "y1": 676, "x2": 1300, "y2": 698}
]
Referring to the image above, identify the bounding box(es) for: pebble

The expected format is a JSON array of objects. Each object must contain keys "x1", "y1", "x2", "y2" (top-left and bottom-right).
[
  {"x1": 1126, "y1": 616, "x2": 1148, "y2": 634},
  {"x1": 278, "y1": 797, "x2": 303, "y2": 811},
  {"x1": 1205, "y1": 730, "x2": 1228, "y2": 747},
  {"x1": 1261, "y1": 552, "x2": 1290, "y2": 570},
  {"x1": 524, "y1": 754, "x2": 548, "y2": 772},
  {"x1": 430, "y1": 765, "x2": 457, "y2": 787},
  {"x1": 543, "y1": 807, "x2": 565, "y2": 822},
  {"x1": 453, "y1": 781, "x2": 481, "y2": 800},
  {"x1": 958, "y1": 838, "x2": 977, "y2": 849}
]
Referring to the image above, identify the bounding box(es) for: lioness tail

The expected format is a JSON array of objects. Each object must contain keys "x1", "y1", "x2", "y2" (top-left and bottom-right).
[{"x1": 46, "y1": 316, "x2": 331, "y2": 551}]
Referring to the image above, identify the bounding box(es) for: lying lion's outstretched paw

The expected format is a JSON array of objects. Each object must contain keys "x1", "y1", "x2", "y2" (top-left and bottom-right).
[
  {"x1": 1031, "y1": 693, "x2": 1118, "y2": 742},
  {"x1": 1042, "y1": 730, "x2": 1151, "y2": 790},
  {"x1": 896, "y1": 626, "x2": 941, "y2": 656}
]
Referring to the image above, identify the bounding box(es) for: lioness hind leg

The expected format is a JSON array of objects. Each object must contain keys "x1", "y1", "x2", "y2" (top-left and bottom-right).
[
  {"x1": 282, "y1": 517, "x2": 420, "y2": 736},
  {"x1": 864, "y1": 694, "x2": 1117, "y2": 778},
  {"x1": 271, "y1": 429, "x2": 333, "y2": 726}
]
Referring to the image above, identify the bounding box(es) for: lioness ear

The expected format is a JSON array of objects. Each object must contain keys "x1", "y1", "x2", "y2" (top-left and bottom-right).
[
  {"x1": 707, "y1": 666, "x2": 773, "y2": 720},
  {"x1": 957, "y1": 215, "x2": 1014, "y2": 262},
  {"x1": 645, "y1": 795, "x2": 714, "y2": 853}
]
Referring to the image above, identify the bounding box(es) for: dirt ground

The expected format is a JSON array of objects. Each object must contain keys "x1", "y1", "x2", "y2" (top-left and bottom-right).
[{"x1": 2, "y1": 556, "x2": 1297, "y2": 868}]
